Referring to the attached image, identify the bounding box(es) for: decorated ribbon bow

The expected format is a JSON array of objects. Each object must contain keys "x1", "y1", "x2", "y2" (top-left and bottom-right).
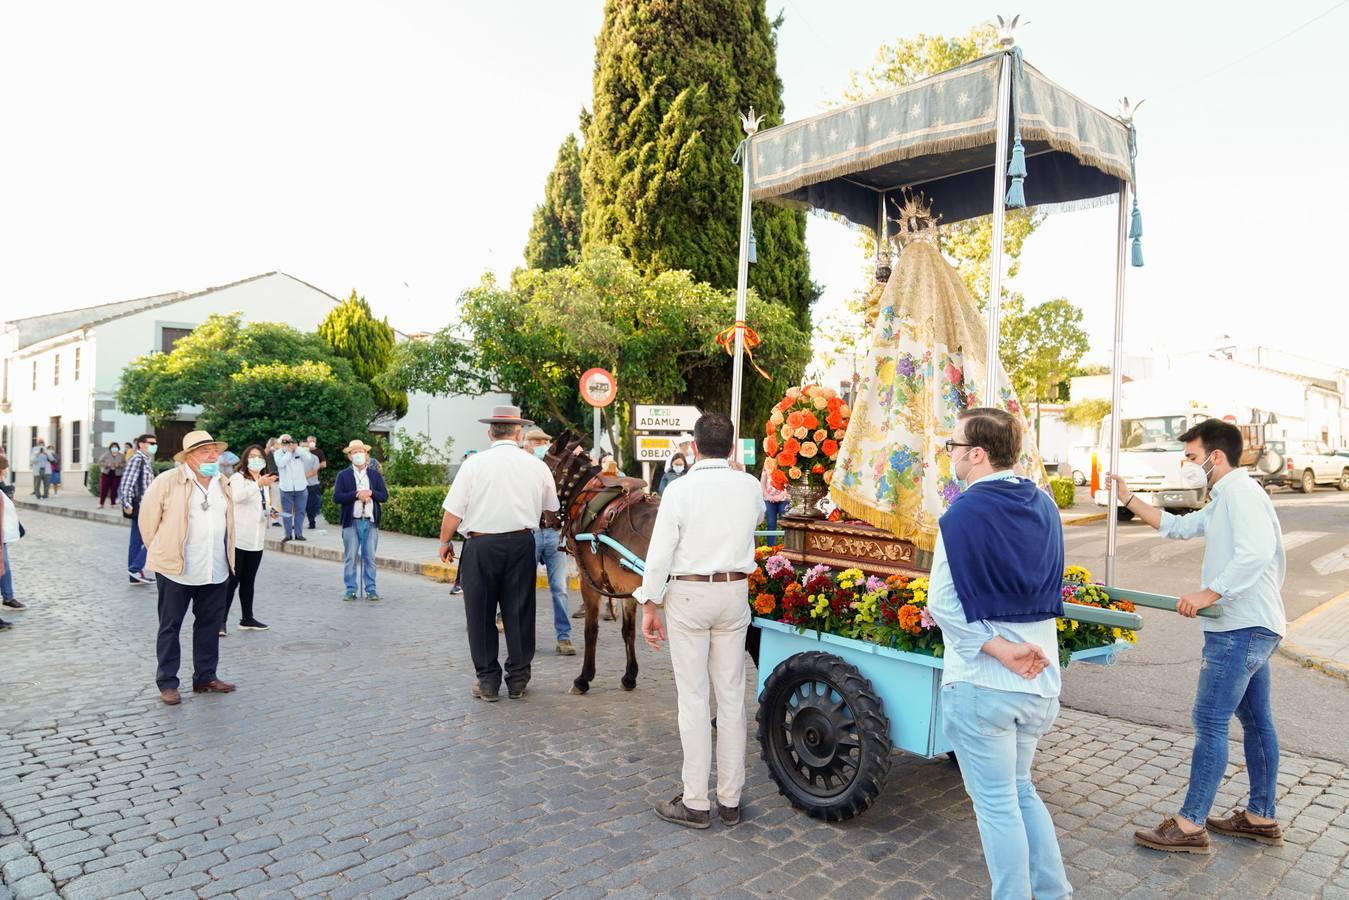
[{"x1": 716, "y1": 320, "x2": 771, "y2": 381}]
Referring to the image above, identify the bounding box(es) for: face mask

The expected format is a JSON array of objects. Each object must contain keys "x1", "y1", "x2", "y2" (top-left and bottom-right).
[
  {"x1": 144, "y1": 444, "x2": 158, "y2": 457},
  {"x1": 1197, "y1": 452, "x2": 1217, "y2": 481},
  {"x1": 247, "y1": 457, "x2": 267, "y2": 472},
  {"x1": 684, "y1": 451, "x2": 695, "y2": 464},
  {"x1": 352, "y1": 452, "x2": 367, "y2": 465},
  {"x1": 533, "y1": 447, "x2": 547, "y2": 459},
  {"x1": 110, "y1": 446, "x2": 119, "y2": 453},
  {"x1": 198, "y1": 462, "x2": 220, "y2": 477},
  {"x1": 672, "y1": 463, "x2": 685, "y2": 473}
]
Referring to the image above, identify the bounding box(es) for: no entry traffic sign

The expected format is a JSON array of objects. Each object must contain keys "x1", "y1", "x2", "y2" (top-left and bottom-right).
[{"x1": 579, "y1": 368, "x2": 617, "y2": 408}]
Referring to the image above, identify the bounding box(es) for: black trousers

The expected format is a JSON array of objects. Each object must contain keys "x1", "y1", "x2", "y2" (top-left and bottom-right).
[
  {"x1": 460, "y1": 530, "x2": 536, "y2": 691},
  {"x1": 225, "y1": 548, "x2": 264, "y2": 623},
  {"x1": 155, "y1": 575, "x2": 228, "y2": 690},
  {"x1": 306, "y1": 484, "x2": 322, "y2": 527}
]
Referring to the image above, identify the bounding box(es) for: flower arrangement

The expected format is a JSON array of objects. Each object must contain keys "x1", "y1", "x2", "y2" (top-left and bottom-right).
[
  {"x1": 749, "y1": 547, "x2": 1137, "y2": 666},
  {"x1": 762, "y1": 384, "x2": 851, "y2": 490}
]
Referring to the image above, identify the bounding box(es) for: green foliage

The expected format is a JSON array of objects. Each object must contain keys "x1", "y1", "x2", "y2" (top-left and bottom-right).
[
  {"x1": 318, "y1": 291, "x2": 407, "y2": 420},
  {"x1": 87, "y1": 463, "x2": 101, "y2": 496},
  {"x1": 582, "y1": 0, "x2": 817, "y2": 328},
  {"x1": 380, "y1": 247, "x2": 810, "y2": 448},
  {"x1": 524, "y1": 133, "x2": 584, "y2": 270},
  {"x1": 381, "y1": 429, "x2": 454, "y2": 486},
  {"x1": 320, "y1": 484, "x2": 446, "y2": 538},
  {"x1": 198, "y1": 361, "x2": 375, "y2": 458},
  {"x1": 1063, "y1": 398, "x2": 1113, "y2": 429},
  {"x1": 1048, "y1": 477, "x2": 1076, "y2": 510},
  {"x1": 999, "y1": 297, "x2": 1091, "y2": 406}
]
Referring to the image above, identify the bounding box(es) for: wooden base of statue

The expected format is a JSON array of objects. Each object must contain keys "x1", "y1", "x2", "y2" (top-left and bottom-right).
[{"x1": 778, "y1": 516, "x2": 931, "y2": 578}]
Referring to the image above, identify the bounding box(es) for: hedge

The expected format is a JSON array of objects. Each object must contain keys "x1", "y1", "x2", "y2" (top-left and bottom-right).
[
  {"x1": 1048, "y1": 477, "x2": 1076, "y2": 510},
  {"x1": 320, "y1": 484, "x2": 446, "y2": 538}
]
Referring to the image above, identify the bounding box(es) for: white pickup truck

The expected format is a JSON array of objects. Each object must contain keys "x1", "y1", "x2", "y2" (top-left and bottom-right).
[
  {"x1": 1264, "y1": 439, "x2": 1349, "y2": 492},
  {"x1": 1093, "y1": 411, "x2": 1210, "y2": 520}
]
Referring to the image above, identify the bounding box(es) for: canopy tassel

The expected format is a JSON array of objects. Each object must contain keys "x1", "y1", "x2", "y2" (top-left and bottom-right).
[
  {"x1": 1004, "y1": 48, "x2": 1028, "y2": 209},
  {"x1": 1119, "y1": 102, "x2": 1146, "y2": 268}
]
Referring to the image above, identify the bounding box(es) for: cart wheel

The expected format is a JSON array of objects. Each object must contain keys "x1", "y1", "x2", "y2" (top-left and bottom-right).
[{"x1": 756, "y1": 651, "x2": 892, "y2": 822}]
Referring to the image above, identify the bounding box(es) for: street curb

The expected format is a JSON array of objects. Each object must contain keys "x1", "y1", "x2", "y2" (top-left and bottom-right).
[
  {"x1": 1278, "y1": 589, "x2": 1349, "y2": 682},
  {"x1": 1061, "y1": 511, "x2": 1108, "y2": 526},
  {"x1": 13, "y1": 498, "x2": 579, "y2": 592}
]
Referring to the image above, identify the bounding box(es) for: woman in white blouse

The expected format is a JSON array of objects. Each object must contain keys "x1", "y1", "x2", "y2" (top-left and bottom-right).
[{"x1": 223, "y1": 444, "x2": 279, "y2": 634}]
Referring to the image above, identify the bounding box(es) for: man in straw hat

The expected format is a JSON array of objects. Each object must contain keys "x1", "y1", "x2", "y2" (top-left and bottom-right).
[
  {"x1": 139, "y1": 430, "x2": 237, "y2": 706},
  {"x1": 439, "y1": 405, "x2": 559, "y2": 701},
  {"x1": 332, "y1": 439, "x2": 388, "y2": 601},
  {"x1": 524, "y1": 426, "x2": 574, "y2": 656}
]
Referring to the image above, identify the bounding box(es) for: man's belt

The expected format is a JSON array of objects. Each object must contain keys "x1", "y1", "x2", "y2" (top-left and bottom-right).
[
  {"x1": 466, "y1": 528, "x2": 533, "y2": 539},
  {"x1": 673, "y1": 572, "x2": 749, "y2": 583}
]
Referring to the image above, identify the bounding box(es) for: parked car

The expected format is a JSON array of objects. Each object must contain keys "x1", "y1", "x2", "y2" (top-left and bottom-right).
[{"x1": 1266, "y1": 440, "x2": 1349, "y2": 492}]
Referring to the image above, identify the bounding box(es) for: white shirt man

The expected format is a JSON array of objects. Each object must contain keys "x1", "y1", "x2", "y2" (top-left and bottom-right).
[
  {"x1": 639, "y1": 414, "x2": 764, "y2": 829},
  {"x1": 272, "y1": 434, "x2": 315, "y2": 541}
]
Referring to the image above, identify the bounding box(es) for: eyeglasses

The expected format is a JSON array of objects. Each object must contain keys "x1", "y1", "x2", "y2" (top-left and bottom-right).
[{"x1": 943, "y1": 440, "x2": 974, "y2": 454}]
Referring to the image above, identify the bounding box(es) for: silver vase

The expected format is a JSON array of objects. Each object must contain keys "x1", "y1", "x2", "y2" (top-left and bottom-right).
[{"x1": 787, "y1": 482, "x2": 828, "y2": 518}]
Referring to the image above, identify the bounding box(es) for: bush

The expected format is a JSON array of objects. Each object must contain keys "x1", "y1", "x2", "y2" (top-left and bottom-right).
[
  {"x1": 380, "y1": 429, "x2": 453, "y2": 487},
  {"x1": 1048, "y1": 477, "x2": 1076, "y2": 510},
  {"x1": 87, "y1": 463, "x2": 101, "y2": 495},
  {"x1": 320, "y1": 484, "x2": 447, "y2": 538}
]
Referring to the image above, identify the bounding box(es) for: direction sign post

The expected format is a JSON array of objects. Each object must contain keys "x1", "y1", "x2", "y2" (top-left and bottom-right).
[
  {"x1": 634, "y1": 404, "x2": 701, "y2": 432},
  {"x1": 580, "y1": 368, "x2": 617, "y2": 463}
]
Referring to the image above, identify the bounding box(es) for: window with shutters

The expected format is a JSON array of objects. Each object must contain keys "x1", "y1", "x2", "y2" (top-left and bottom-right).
[
  {"x1": 72, "y1": 421, "x2": 82, "y2": 463},
  {"x1": 54, "y1": 353, "x2": 60, "y2": 386},
  {"x1": 74, "y1": 347, "x2": 81, "y2": 381},
  {"x1": 161, "y1": 327, "x2": 193, "y2": 354}
]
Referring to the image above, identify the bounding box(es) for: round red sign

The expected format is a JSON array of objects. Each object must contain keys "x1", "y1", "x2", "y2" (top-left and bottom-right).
[{"x1": 579, "y1": 367, "x2": 617, "y2": 408}]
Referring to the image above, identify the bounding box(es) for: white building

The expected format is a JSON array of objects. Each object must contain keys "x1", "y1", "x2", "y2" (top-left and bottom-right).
[{"x1": 1, "y1": 271, "x2": 508, "y2": 489}]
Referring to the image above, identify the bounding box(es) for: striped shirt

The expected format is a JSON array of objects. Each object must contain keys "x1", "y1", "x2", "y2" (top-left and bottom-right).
[
  {"x1": 117, "y1": 450, "x2": 155, "y2": 508},
  {"x1": 927, "y1": 470, "x2": 1062, "y2": 698}
]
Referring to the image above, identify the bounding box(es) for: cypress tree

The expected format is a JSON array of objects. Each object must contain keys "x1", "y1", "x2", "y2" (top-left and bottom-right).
[
  {"x1": 318, "y1": 291, "x2": 408, "y2": 420},
  {"x1": 523, "y1": 132, "x2": 584, "y2": 270},
  {"x1": 582, "y1": 0, "x2": 817, "y2": 329}
]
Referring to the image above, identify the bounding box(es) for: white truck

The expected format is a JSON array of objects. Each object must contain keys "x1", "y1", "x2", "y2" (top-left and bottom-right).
[{"x1": 1092, "y1": 410, "x2": 1211, "y2": 520}]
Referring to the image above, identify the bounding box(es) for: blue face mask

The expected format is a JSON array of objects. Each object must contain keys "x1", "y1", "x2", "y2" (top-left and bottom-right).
[
  {"x1": 533, "y1": 447, "x2": 547, "y2": 459},
  {"x1": 197, "y1": 462, "x2": 220, "y2": 477},
  {"x1": 144, "y1": 444, "x2": 158, "y2": 457}
]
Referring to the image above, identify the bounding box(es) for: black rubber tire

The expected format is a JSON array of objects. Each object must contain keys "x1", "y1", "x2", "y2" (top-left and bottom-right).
[
  {"x1": 1072, "y1": 470, "x2": 1086, "y2": 486},
  {"x1": 1338, "y1": 469, "x2": 1349, "y2": 492},
  {"x1": 1299, "y1": 469, "x2": 1315, "y2": 494},
  {"x1": 1116, "y1": 506, "x2": 1135, "y2": 522},
  {"x1": 756, "y1": 651, "x2": 892, "y2": 822}
]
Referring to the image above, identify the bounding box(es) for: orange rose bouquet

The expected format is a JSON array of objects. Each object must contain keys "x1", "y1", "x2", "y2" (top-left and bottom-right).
[{"x1": 761, "y1": 384, "x2": 850, "y2": 491}]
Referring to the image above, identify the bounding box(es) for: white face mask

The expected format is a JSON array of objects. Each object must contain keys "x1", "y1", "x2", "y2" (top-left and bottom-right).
[
  {"x1": 352, "y1": 452, "x2": 367, "y2": 466},
  {"x1": 247, "y1": 457, "x2": 267, "y2": 472}
]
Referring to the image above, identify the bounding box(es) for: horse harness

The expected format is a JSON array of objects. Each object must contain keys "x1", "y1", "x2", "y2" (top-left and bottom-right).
[{"x1": 566, "y1": 473, "x2": 654, "y2": 598}]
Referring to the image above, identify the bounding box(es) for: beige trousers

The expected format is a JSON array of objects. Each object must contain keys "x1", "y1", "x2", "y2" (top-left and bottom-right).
[{"x1": 665, "y1": 579, "x2": 752, "y2": 811}]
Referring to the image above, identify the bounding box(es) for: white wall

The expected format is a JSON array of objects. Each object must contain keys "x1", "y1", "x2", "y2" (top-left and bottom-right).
[
  {"x1": 7, "y1": 334, "x2": 97, "y2": 479},
  {"x1": 394, "y1": 389, "x2": 515, "y2": 459}
]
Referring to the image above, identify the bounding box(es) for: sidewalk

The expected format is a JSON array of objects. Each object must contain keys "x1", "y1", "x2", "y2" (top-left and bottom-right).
[
  {"x1": 1281, "y1": 589, "x2": 1349, "y2": 681},
  {"x1": 12, "y1": 489, "x2": 579, "y2": 591}
]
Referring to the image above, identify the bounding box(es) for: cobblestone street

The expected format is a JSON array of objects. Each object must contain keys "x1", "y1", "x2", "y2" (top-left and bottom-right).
[{"x1": 2, "y1": 515, "x2": 1348, "y2": 899}]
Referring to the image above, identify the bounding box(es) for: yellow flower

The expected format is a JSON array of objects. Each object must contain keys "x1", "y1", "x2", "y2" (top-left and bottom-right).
[
  {"x1": 794, "y1": 426, "x2": 808, "y2": 439},
  {"x1": 781, "y1": 425, "x2": 794, "y2": 440},
  {"x1": 786, "y1": 387, "x2": 802, "y2": 400},
  {"x1": 789, "y1": 467, "x2": 802, "y2": 480},
  {"x1": 799, "y1": 442, "x2": 818, "y2": 459},
  {"x1": 770, "y1": 410, "x2": 784, "y2": 426},
  {"x1": 764, "y1": 458, "x2": 777, "y2": 472},
  {"x1": 1057, "y1": 619, "x2": 1067, "y2": 631},
  {"x1": 813, "y1": 395, "x2": 828, "y2": 410},
  {"x1": 823, "y1": 470, "x2": 834, "y2": 484},
  {"x1": 878, "y1": 359, "x2": 896, "y2": 385}
]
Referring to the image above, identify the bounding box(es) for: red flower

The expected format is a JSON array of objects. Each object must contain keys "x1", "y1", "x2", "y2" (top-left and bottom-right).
[
  {"x1": 811, "y1": 463, "x2": 824, "y2": 474},
  {"x1": 770, "y1": 469, "x2": 788, "y2": 489},
  {"x1": 765, "y1": 436, "x2": 780, "y2": 456},
  {"x1": 775, "y1": 450, "x2": 797, "y2": 468},
  {"x1": 783, "y1": 437, "x2": 801, "y2": 456},
  {"x1": 821, "y1": 439, "x2": 839, "y2": 458},
  {"x1": 826, "y1": 411, "x2": 845, "y2": 430}
]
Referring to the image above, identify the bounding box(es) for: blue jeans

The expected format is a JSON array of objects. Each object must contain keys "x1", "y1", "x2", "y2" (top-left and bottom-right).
[
  {"x1": 535, "y1": 528, "x2": 569, "y2": 641},
  {"x1": 342, "y1": 521, "x2": 378, "y2": 596},
  {"x1": 1180, "y1": 627, "x2": 1281, "y2": 823},
  {"x1": 128, "y1": 514, "x2": 147, "y2": 574},
  {"x1": 1, "y1": 543, "x2": 14, "y2": 599},
  {"x1": 942, "y1": 682, "x2": 1071, "y2": 900},
  {"x1": 281, "y1": 490, "x2": 307, "y2": 539},
  {"x1": 764, "y1": 499, "x2": 790, "y2": 535}
]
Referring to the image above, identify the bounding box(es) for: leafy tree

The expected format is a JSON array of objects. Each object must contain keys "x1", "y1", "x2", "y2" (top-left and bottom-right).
[
  {"x1": 1063, "y1": 398, "x2": 1112, "y2": 430},
  {"x1": 318, "y1": 290, "x2": 407, "y2": 420},
  {"x1": 380, "y1": 428, "x2": 455, "y2": 486},
  {"x1": 1072, "y1": 362, "x2": 1111, "y2": 377},
  {"x1": 998, "y1": 297, "x2": 1091, "y2": 439},
  {"x1": 524, "y1": 133, "x2": 585, "y2": 270},
  {"x1": 581, "y1": 0, "x2": 817, "y2": 328},
  {"x1": 197, "y1": 361, "x2": 374, "y2": 455},
  {"x1": 380, "y1": 247, "x2": 810, "y2": 458},
  {"x1": 116, "y1": 314, "x2": 357, "y2": 428}
]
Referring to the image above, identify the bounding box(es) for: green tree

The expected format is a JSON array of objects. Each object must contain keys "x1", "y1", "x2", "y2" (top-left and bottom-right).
[
  {"x1": 197, "y1": 361, "x2": 374, "y2": 455},
  {"x1": 318, "y1": 290, "x2": 407, "y2": 420},
  {"x1": 999, "y1": 297, "x2": 1091, "y2": 440},
  {"x1": 380, "y1": 247, "x2": 810, "y2": 459},
  {"x1": 581, "y1": 0, "x2": 817, "y2": 328},
  {"x1": 1062, "y1": 398, "x2": 1112, "y2": 430},
  {"x1": 116, "y1": 314, "x2": 357, "y2": 428},
  {"x1": 524, "y1": 133, "x2": 585, "y2": 270}
]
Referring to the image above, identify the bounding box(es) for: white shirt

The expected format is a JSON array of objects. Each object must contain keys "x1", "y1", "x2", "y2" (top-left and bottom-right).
[
  {"x1": 441, "y1": 441, "x2": 559, "y2": 534},
  {"x1": 636, "y1": 459, "x2": 766, "y2": 605},
  {"x1": 273, "y1": 447, "x2": 314, "y2": 493},
  {"x1": 227, "y1": 472, "x2": 271, "y2": 552},
  {"x1": 168, "y1": 475, "x2": 230, "y2": 586},
  {"x1": 1159, "y1": 468, "x2": 1287, "y2": 636},
  {"x1": 1, "y1": 489, "x2": 21, "y2": 543},
  {"x1": 353, "y1": 466, "x2": 375, "y2": 519},
  {"x1": 926, "y1": 470, "x2": 1062, "y2": 699}
]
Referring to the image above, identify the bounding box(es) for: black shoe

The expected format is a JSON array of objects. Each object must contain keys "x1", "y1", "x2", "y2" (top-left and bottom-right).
[
  {"x1": 719, "y1": 804, "x2": 741, "y2": 827},
  {"x1": 238, "y1": 619, "x2": 269, "y2": 631},
  {"x1": 0, "y1": 619, "x2": 11, "y2": 631},
  {"x1": 508, "y1": 685, "x2": 528, "y2": 700},
  {"x1": 3, "y1": 598, "x2": 26, "y2": 610},
  {"x1": 294, "y1": 536, "x2": 307, "y2": 542},
  {"x1": 281, "y1": 537, "x2": 292, "y2": 544},
  {"x1": 449, "y1": 584, "x2": 463, "y2": 595},
  {"x1": 472, "y1": 683, "x2": 500, "y2": 703}
]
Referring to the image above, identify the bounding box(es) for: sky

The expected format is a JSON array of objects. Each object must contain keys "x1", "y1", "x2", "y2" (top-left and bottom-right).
[{"x1": 3, "y1": 0, "x2": 1347, "y2": 371}]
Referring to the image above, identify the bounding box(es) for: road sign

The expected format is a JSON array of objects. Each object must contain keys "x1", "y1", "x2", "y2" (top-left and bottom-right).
[
  {"x1": 634, "y1": 404, "x2": 701, "y2": 431},
  {"x1": 739, "y1": 438, "x2": 756, "y2": 466},
  {"x1": 634, "y1": 434, "x2": 678, "y2": 463},
  {"x1": 579, "y1": 368, "x2": 617, "y2": 408}
]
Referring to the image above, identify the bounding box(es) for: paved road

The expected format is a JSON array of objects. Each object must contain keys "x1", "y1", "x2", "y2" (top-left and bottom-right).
[
  {"x1": 2, "y1": 515, "x2": 1348, "y2": 899},
  {"x1": 1060, "y1": 487, "x2": 1349, "y2": 764}
]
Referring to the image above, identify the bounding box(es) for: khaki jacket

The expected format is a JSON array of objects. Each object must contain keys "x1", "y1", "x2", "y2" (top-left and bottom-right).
[{"x1": 138, "y1": 464, "x2": 236, "y2": 577}]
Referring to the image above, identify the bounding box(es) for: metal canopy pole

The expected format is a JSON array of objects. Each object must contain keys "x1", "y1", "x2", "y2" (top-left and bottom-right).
[
  {"x1": 1105, "y1": 181, "x2": 1130, "y2": 585},
  {"x1": 729, "y1": 110, "x2": 763, "y2": 457},
  {"x1": 983, "y1": 51, "x2": 1013, "y2": 404}
]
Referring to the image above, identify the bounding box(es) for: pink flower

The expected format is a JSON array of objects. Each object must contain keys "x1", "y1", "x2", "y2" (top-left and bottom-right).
[
  {"x1": 920, "y1": 607, "x2": 937, "y2": 630},
  {"x1": 765, "y1": 554, "x2": 794, "y2": 579},
  {"x1": 865, "y1": 576, "x2": 887, "y2": 594}
]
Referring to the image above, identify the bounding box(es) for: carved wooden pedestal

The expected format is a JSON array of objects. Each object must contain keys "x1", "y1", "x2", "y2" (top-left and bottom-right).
[{"x1": 779, "y1": 516, "x2": 932, "y2": 578}]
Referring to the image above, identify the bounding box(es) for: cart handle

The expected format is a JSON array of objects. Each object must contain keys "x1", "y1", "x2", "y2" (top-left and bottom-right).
[
  {"x1": 1101, "y1": 586, "x2": 1223, "y2": 619},
  {"x1": 1061, "y1": 601, "x2": 1143, "y2": 631}
]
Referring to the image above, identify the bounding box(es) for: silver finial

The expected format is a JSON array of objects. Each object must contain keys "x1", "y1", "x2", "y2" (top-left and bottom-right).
[
  {"x1": 740, "y1": 107, "x2": 765, "y2": 136},
  {"x1": 995, "y1": 14, "x2": 1025, "y2": 48},
  {"x1": 1117, "y1": 96, "x2": 1146, "y2": 124}
]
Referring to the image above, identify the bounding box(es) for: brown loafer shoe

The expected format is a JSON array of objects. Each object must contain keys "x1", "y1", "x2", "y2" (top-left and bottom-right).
[
  {"x1": 655, "y1": 794, "x2": 710, "y2": 830},
  {"x1": 718, "y1": 804, "x2": 741, "y2": 827},
  {"x1": 159, "y1": 688, "x2": 181, "y2": 706},
  {"x1": 192, "y1": 680, "x2": 236, "y2": 694},
  {"x1": 1134, "y1": 817, "x2": 1211, "y2": 854},
  {"x1": 1207, "y1": 809, "x2": 1284, "y2": 845},
  {"x1": 555, "y1": 639, "x2": 576, "y2": 656}
]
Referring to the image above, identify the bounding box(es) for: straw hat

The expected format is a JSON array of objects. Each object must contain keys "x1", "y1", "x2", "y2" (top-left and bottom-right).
[
  {"x1": 478, "y1": 404, "x2": 533, "y2": 426},
  {"x1": 343, "y1": 439, "x2": 372, "y2": 456},
  {"x1": 173, "y1": 430, "x2": 228, "y2": 462}
]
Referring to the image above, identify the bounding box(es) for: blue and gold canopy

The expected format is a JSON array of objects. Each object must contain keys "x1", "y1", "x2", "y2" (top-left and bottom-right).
[{"x1": 748, "y1": 52, "x2": 1132, "y2": 229}]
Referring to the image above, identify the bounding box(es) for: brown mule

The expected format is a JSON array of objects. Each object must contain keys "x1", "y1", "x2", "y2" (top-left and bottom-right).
[{"x1": 544, "y1": 433, "x2": 661, "y2": 695}]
